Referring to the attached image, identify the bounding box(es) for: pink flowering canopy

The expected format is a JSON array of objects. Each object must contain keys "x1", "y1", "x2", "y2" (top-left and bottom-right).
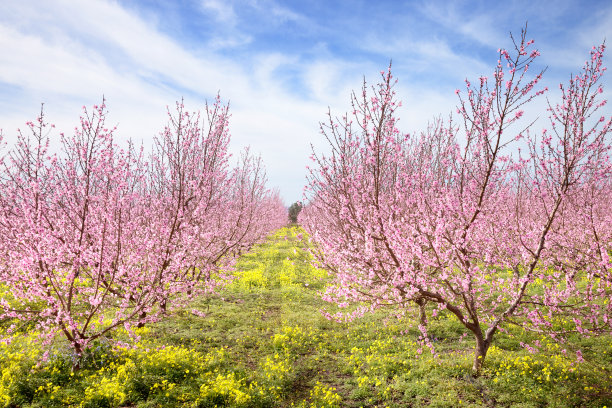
[
  {"x1": 0, "y1": 97, "x2": 286, "y2": 365},
  {"x1": 302, "y1": 28, "x2": 611, "y2": 375}
]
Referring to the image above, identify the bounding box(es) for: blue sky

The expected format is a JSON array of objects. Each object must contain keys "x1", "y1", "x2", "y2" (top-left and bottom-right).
[{"x1": 0, "y1": 0, "x2": 611, "y2": 202}]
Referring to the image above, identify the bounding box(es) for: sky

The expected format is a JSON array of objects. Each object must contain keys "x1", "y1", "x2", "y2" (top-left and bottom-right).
[{"x1": 0, "y1": 0, "x2": 611, "y2": 203}]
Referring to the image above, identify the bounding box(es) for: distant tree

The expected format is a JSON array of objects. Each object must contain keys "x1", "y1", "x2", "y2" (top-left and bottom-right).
[{"x1": 288, "y1": 201, "x2": 303, "y2": 224}]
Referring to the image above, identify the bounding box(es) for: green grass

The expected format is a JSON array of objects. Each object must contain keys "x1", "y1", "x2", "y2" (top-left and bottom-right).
[{"x1": 0, "y1": 226, "x2": 611, "y2": 407}]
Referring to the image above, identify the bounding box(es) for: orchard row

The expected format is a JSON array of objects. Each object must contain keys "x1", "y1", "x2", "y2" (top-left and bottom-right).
[
  {"x1": 301, "y1": 28, "x2": 611, "y2": 375},
  {"x1": 0, "y1": 97, "x2": 287, "y2": 366},
  {"x1": 0, "y1": 26, "x2": 611, "y2": 377}
]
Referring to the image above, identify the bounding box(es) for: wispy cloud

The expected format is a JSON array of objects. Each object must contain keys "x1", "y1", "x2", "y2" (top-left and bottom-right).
[
  {"x1": 201, "y1": 0, "x2": 237, "y2": 24},
  {"x1": 0, "y1": 0, "x2": 610, "y2": 202}
]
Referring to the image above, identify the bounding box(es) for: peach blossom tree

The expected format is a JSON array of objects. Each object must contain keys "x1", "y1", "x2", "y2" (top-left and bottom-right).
[
  {"x1": 303, "y1": 30, "x2": 611, "y2": 375},
  {"x1": 0, "y1": 98, "x2": 286, "y2": 366}
]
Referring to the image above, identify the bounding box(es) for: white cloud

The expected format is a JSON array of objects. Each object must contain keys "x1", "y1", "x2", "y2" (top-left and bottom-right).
[
  {"x1": 0, "y1": 0, "x2": 609, "y2": 202},
  {"x1": 0, "y1": 0, "x2": 360, "y2": 201},
  {"x1": 358, "y1": 34, "x2": 491, "y2": 86},
  {"x1": 420, "y1": 2, "x2": 508, "y2": 49},
  {"x1": 269, "y1": 4, "x2": 303, "y2": 23},
  {"x1": 201, "y1": 0, "x2": 237, "y2": 25}
]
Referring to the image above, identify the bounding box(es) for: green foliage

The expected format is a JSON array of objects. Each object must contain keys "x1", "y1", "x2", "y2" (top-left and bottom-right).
[
  {"x1": 288, "y1": 202, "x2": 302, "y2": 224},
  {"x1": 0, "y1": 226, "x2": 610, "y2": 407}
]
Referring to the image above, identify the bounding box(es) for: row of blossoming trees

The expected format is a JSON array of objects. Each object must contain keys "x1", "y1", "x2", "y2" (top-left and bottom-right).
[
  {"x1": 0, "y1": 97, "x2": 286, "y2": 364},
  {"x1": 302, "y1": 29, "x2": 612, "y2": 375}
]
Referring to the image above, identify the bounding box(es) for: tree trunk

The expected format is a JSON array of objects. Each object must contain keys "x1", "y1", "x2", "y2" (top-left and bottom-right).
[
  {"x1": 136, "y1": 311, "x2": 147, "y2": 328},
  {"x1": 72, "y1": 342, "x2": 83, "y2": 371},
  {"x1": 416, "y1": 297, "x2": 428, "y2": 327},
  {"x1": 472, "y1": 332, "x2": 490, "y2": 377}
]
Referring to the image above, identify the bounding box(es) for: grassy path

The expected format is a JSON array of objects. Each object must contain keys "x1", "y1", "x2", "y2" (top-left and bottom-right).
[{"x1": 0, "y1": 227, "x2": 611, "y2": 407}]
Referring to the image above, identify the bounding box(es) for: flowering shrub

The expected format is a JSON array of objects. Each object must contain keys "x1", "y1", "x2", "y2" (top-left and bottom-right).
[
  {"x1": 197, "y1": 373, "x2": 252, "y2": 406},
  {"x1": 303, "y1": 381, "x2": 342, "y2": 407}
]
